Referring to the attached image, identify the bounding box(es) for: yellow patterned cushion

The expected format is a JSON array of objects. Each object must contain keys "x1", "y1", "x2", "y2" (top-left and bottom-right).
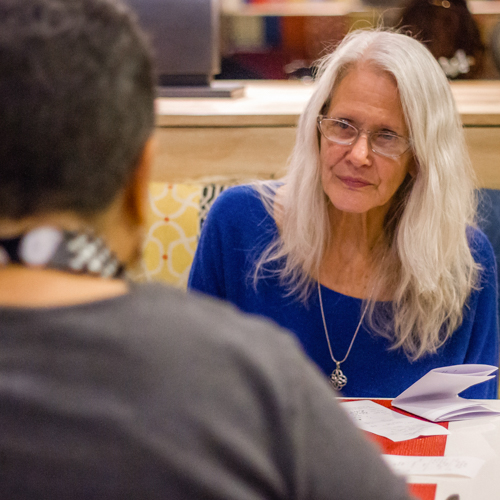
[{"x1": 133, "y1": 182, "x2": 202, "y2": 288}]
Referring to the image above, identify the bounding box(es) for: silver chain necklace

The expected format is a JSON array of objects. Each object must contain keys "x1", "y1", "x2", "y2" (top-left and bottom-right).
[{"x1": 317, "y1": 280, "x2": 370, "y2": 391}]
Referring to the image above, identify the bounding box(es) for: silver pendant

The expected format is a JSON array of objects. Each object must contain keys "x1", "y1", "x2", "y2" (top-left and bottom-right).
[{"x1": 330, "y1": 364, "x2": 347, "y2": 391}]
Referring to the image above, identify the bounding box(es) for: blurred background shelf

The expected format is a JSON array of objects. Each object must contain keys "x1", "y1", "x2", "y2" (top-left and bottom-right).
[
  {"x1": 222, "y1": 1, "x2": 360, "y2": 16},
  {"x1": 219, "y1": 1, "x2": 500, "y2": 80},
  {"x1": 222, "y1": 1, "x2": 500, "y2": 16}
]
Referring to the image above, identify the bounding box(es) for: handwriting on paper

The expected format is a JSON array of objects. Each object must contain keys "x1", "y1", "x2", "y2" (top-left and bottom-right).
[
  {"x1": 382, "y1": 455, "x2": 485, "y2": 478},
  {"x1": 342, "y1": 400, "x2": 450, "y2": 442}
]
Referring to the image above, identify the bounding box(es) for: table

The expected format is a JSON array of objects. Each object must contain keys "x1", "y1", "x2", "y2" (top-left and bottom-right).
[
  {"x1": 347, "y1": 399, "x2": 500, "y2": 500},
  {"x1": 153, "y1": 80, "x2": 500, "y2": 189}
]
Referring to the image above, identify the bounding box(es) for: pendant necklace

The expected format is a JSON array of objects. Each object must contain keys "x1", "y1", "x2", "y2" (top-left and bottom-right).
[{"x1": 317, "y1": 280, "x2": 370, "y2": 391}]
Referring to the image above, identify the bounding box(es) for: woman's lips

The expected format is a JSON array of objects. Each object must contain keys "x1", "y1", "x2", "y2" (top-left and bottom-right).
[{"x1": 338, "y1": 175, "x2": 371, "y2": 188}]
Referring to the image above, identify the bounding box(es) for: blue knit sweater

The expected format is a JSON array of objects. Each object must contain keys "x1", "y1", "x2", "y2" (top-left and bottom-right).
[{"x1": 188, "y1": 185, "x2": 499, "y2": 398}]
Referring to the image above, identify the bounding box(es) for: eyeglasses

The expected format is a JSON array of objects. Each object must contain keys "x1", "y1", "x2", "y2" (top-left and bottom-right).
[{"x1": 317, "y1": 116, "x2": 412, "y2": 158}]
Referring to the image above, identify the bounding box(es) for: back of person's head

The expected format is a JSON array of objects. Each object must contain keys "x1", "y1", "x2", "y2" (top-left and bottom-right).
[{"x1": 0, "y1": 0, "x2": 155, "y2": 221}]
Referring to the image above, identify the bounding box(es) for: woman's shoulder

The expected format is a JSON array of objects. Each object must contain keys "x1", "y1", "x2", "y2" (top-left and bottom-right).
[
  {"x1": 206, "y1": 184, "x2": 259, "y2": 213},
  {"x1": 201, "y1": 183, "x2": 279, "y2": 238},
  {"x1": 208, "y1": 183, "x2": 277, "y2": 222},
  {"x1": 467, "y1": 226, "x2": 498, "y2": 290},
  {"x1": 467, "y1": 225, "x2": 496, "y2": 265}
]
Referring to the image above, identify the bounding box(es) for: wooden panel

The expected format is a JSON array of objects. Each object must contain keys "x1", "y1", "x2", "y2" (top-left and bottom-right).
[
  {"x1": 451, "y1": 81, "x2": 500, "y2": 125},
  {"x1": 151, "y1": 126, "x2": 294, "y2": 183},
  {"x1": 465, "y1": 127, "x2": 500, "y2": 189}
]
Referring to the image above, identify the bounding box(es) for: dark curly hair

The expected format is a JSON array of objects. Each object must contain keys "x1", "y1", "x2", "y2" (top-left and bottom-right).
[
  {"x1": 399, "y1": 0, "x2": 485, "y2": 78},
  {"x1": 0, "y1": 0, "x2": 155, "y2": 219}
]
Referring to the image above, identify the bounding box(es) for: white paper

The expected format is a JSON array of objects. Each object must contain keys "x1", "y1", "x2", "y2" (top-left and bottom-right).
[
  {"x1": 342, "y1": 400, "x2": 449, "y2": 442},
  {"x1": 392, "y1": 364, "x2": 500, "y2": 422},
  {"x1": 382, "y1": 455, "x2": 485, "y2": 478}
]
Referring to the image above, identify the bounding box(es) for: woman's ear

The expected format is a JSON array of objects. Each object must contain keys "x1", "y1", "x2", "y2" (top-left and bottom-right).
[{"x1": 408, "y1": 154, "x2": 419, "y2": 178}]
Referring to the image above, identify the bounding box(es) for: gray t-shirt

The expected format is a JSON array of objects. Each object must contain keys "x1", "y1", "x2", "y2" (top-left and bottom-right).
[{"x1": 0, "y1": 283, "x2": 412, "y2": 499}]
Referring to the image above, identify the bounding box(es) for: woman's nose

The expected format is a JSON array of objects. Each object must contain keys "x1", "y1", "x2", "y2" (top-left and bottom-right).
[{"x1": 347, "y1": 132, "x2": 372, "y2": 166}]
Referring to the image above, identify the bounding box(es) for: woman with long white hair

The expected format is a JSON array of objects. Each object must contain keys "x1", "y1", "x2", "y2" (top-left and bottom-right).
[{"x1": 189, "y1": 29, "x2": 499, "y2": 398}]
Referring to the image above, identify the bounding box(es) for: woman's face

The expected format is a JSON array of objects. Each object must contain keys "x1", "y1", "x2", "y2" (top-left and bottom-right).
[{"x1": 320, "y1": 64, "x2": 415, "y2": 218}]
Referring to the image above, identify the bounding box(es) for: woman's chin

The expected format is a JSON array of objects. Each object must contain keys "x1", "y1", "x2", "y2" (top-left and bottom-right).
[
  {"x1": 328, "y1": 195, "x2": 392, "y2": 219},
  {"x1": 326, "y1": 191, "x2": 375, "y2": 215}
]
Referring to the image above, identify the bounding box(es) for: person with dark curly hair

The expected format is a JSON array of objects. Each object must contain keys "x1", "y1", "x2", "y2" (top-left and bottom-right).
[{"x1": 399, "y1": 0, "x2": 485, "y2": 78}]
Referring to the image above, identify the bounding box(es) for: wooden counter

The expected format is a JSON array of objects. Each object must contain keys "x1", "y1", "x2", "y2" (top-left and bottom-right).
[{"x1": 153, "y1": 80, "x2": 500, "y2": 188}]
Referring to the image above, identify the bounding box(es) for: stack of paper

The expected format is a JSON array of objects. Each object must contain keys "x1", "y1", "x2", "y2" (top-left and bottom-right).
[
  {"x1": 392, "y1": 364, "x2": 500, "y2": 422},
  {"x1": 343, "y1": 400, "x2": 449, "y2": 441}
]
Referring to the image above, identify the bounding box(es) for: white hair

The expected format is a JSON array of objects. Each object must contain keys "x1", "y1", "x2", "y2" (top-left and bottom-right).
[{"x1": 253, "y1": 28, "x2": 480, "y2": 360}]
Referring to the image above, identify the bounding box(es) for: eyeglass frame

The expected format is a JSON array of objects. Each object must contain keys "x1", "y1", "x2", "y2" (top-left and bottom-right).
[{"x1": 316, "y1": 115, "x2": 413, "y2": 159}]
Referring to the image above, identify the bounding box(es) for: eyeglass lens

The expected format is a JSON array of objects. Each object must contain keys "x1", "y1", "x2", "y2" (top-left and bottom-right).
[{"x1": 319, "y1": 118, "x2": 409, "y2": 157}]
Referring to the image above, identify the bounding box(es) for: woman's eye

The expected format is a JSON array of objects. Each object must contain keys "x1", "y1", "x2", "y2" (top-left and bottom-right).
[
  {"x1": 376, "y1": 132, "x2": 398, "y2": 142},
  {"x1": 334, "y1": 120, "x2": 350, "y2": 130}
]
